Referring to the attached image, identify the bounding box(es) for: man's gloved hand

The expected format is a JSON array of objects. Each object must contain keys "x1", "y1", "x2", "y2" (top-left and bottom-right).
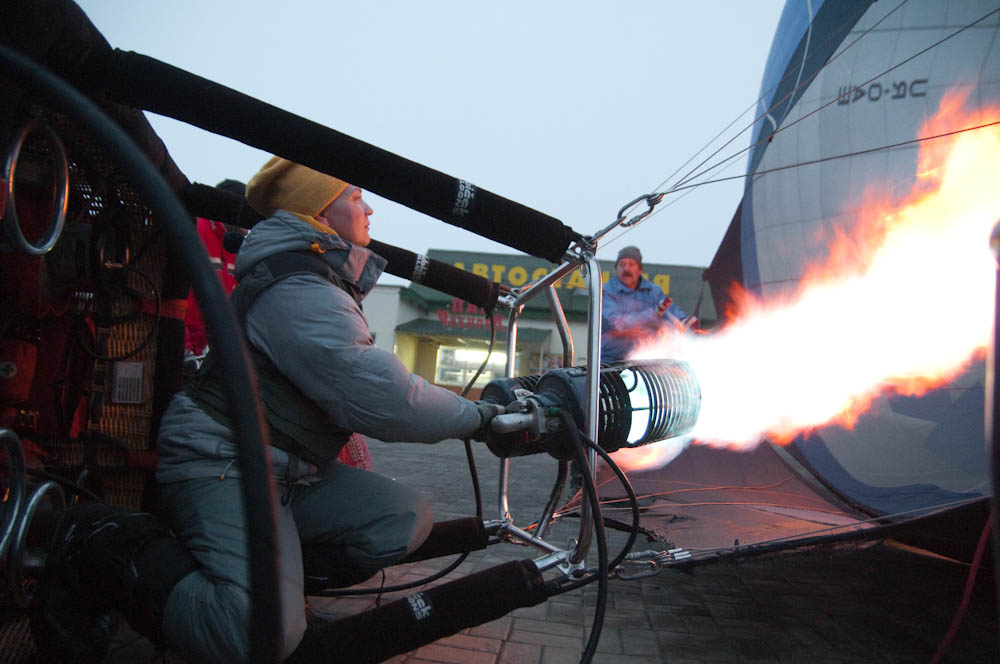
[{"x1": 472, "y1": 401, "x2": 505, "y2": 441}]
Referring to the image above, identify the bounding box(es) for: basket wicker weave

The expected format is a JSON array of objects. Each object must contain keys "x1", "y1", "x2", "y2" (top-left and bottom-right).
[{"x1": 1, "y1": 88, "x2": 187, "y2": 664}]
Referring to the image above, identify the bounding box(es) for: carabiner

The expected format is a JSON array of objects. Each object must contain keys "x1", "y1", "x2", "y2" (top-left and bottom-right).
[{"x1": 622, "y1": 193, "x2": 665, "y2": 228}]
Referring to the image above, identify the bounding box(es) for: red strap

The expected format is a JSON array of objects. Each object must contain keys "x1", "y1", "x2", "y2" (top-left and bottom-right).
[{"x1": 141, "y1": 297, "x2": 188, "y2": 320}]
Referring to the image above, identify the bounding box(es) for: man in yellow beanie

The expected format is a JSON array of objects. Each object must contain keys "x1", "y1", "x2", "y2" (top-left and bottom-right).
[
  {"x1": 33, "y1": 157, "x2": 503, "y2": 662},
  {"x1": 245, "y1": 155, "x2": 363, "y2": 239}
]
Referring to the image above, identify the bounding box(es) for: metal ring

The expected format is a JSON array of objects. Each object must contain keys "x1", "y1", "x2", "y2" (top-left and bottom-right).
[
  {"x1": 0, "y1": 428, "x2": 27, "y2": 560},
  {"x1": 8, "y1": 480, "x2": 66, "y2": 608},
  {"x1": 2, "y1": 117, "x2": 69, "y2": 255}
]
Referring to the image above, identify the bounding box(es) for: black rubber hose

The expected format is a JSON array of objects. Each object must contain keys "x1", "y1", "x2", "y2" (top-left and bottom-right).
[
  {"x1": 0, "y1": 429, "x2": 26, "y2": 561},
  {"x1": 549, "y1": 409, "x2": 608, "y2": 664},
  {"x1": 582, "y1": 436, "x2": 640, "y2": 572},
  {"x1": 0, "y1": 44, "x2": 282, "y2": 662}
]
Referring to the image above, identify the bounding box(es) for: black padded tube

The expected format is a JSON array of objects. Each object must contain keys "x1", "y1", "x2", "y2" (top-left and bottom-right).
[
  {"x1": 287, "y1": 560, "x2": 548, "y2": 664},
  {"x1": 100, "y1": 50, "x2": 580, "y2": 263},
  {"x1": 180, "y1": 184, "x2": 503, "y2": 311},
  {"x1": 181, "y1": 182, "x2": 260, "y2": 230},
  {"x1": 367, "y1": 239, "x2": 502, "y2": 312},
  {"x1": 395, "y1": 518, "x2": 489, "y2": 564}
]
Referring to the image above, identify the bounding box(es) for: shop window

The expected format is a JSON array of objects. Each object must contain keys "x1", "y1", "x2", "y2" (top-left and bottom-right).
[{"x1": 435, "y1": 347, "x2": 519, "y2": 387}]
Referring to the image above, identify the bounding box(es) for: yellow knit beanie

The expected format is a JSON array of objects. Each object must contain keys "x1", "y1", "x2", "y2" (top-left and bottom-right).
[{"x1": 246, "y1": 156, "x2": 349, "y2": 234}]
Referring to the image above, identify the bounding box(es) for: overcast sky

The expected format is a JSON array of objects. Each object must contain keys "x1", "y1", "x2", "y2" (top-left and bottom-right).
[{"x1": 76, "y1": 1, "x2": 786, "y2": 280}]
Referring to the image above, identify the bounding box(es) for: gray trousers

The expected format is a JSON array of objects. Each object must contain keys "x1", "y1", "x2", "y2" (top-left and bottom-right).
[{"x1": 157, "y1": 462, "x2": 432, "y2": 663}]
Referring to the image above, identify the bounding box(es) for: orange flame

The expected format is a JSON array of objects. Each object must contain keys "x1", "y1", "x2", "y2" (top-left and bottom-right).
[{"x1": 618, "y1": 91, "x2": 1000, "y2": 470}]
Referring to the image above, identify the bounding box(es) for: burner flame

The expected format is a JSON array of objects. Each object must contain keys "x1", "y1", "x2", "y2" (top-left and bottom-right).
[{"x1": 615, "y1": 91, "x2": 1000, "y2": 471}]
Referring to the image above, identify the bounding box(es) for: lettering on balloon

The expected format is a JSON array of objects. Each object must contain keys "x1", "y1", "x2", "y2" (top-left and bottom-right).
[{"x1": 836, "y1": 78, "x2": 928, "y2": 105}]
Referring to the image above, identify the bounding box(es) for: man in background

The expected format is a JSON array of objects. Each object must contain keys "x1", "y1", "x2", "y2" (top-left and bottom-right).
[{"x1": 600, "y1": 245, "x2": 691, "y2": 363}]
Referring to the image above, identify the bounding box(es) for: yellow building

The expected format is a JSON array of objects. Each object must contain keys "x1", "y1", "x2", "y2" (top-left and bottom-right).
[{"x1": 366, "y1": 250, "x2": 715, "y2": 396}]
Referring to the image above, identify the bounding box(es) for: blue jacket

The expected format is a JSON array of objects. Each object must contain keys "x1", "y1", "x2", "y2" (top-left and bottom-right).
[{"x1": 600, "y1": 275, "x2": 687, "y2": 363}]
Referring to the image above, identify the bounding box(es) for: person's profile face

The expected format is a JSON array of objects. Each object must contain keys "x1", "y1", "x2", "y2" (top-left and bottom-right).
[
  {"x1": 317, "y1": 185, "x2": 373, "y2": 246},
  {"x1": 616, "y1": 258, "x2": 641, "y2": 290}
]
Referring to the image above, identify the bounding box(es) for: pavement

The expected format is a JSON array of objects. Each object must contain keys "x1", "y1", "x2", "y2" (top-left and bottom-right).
[
  {"x1": 100, "y1": 437, "x2": 998, "y2": 663},
  {"x1": 317, "y1": 439, "x2": 999, "y2": 664}
]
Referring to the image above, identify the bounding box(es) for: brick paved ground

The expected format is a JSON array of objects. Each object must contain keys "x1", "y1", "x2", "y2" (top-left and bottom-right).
[
  {"x1": 313, "y1": 439, "x2": 999, "y2": 664},
  {"x1": 105, "y1": 437, "x2": 999, "y2": 663}
]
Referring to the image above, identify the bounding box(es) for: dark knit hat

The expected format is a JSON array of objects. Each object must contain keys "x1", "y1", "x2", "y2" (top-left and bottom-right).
[
  {"x1": 616, "y1": 245, "x2": 642, "y2": 267},
  {"x1": 216, "y1": 179, "x2": 246, "y2": 196}
]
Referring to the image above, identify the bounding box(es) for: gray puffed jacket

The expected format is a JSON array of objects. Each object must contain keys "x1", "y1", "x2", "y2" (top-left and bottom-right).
[{"x1": 156, "y1": 210, "x2": 481, "y2": 483}]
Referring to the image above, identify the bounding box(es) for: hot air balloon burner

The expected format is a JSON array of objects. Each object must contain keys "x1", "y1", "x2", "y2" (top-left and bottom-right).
[{"x1": 481, "y1": 359, "x2": 701, "y2": 459}]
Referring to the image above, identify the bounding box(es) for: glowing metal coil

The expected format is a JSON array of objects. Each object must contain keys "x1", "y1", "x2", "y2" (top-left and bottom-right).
[
  {"x1": 606, "y1": 359, "x2": 701, "y2": 448},
  {"x1": 482, "y1": 359, "x2": 700, "y2": 458}
]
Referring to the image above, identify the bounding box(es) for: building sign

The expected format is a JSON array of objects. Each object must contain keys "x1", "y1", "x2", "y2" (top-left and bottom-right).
[
  {"x1": 436, "y1": 298, "x2": 506, "y2": 329},
  {"x1": 450, "y1": 261, "x2": 672, "y2": 295}
]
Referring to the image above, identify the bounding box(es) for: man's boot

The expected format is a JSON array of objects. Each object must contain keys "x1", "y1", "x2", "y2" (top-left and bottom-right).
[{"x1": 30, "y1": 501, "x2": 198, "y2": 662}]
